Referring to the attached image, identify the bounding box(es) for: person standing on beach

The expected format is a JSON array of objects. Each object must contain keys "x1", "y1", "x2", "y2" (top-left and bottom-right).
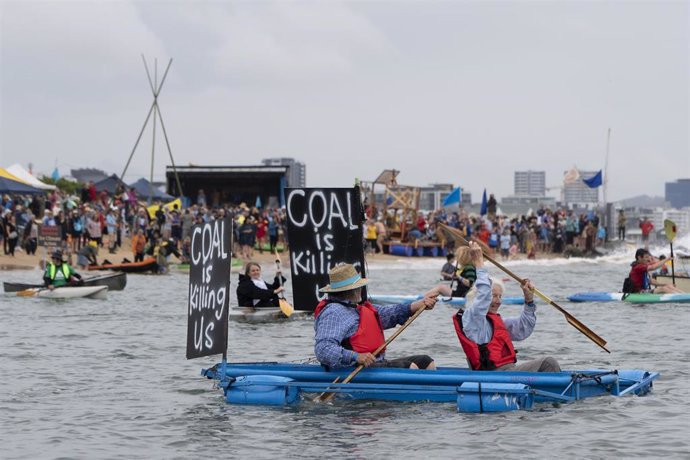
[
  {"x1": 639, "y1": 217, "x2": 654, "y2": 250},
  {"x1": 617, "y1": 210, "x2": 627, "y2": 241}
]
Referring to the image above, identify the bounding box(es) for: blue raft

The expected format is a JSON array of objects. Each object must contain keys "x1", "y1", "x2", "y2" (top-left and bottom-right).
[
  {"x1": 202, "y1": 362, "x2": 658, "y2": 413},
  {"x1": 369, "y1": 294, "x2": 527, "y2": 306}
]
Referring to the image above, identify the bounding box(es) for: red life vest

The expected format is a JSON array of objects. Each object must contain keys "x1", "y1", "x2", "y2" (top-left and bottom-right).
[
  {"x1": 315, "y1": 300, "x2": 386, "y2": 354},
  {"x1": 452, "y1": 310, "x2": 516, "y2": 370}
]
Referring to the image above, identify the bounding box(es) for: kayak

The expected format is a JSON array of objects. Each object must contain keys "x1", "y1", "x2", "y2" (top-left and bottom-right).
[
  {"x1": 653, "y1": 274, "x2": 690, "y2": 292},
  {"x1": 88, "y1": 258, "x2": 158, "y2": 274},
  {"x1": 568, "y1": 292, "x2": 690, "y2": 303},
  {"x1": 17, "y1": 285, "x2": 109, "y2": 299},
  {"x1": 201, "y1": 362, "x2": 658, "y2": 413},
  {"x1": 228, "y1": 307, "x2": 310, "y2": 323},
  {"x1": 369, "y1": 294, "x2": 527, "y2": 306},
  {"x1": 3, "y1": 272, "x2": 126, "y2": 293}
]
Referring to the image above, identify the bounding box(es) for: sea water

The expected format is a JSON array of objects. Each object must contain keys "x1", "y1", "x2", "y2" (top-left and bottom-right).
[{"x1": 1, "y1": 238, "x2": 689, "y2": 459}]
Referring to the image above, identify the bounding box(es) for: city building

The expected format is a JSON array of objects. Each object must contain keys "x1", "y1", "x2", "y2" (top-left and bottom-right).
[
  {"x1": 563, "y1": 170, "x2": 599, "y2": 206},
  {"x1": 261, "y1": 158, "x2": 306, "y2": 188},
  {"x1": 665, "y1": 179, "x2": 690, "y2": 209},
  {"x1": 514, "y1": 170, "x2": 545, "y2": 197}
]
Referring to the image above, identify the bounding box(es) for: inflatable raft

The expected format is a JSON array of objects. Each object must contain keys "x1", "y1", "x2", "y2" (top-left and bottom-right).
[
  {"x1": 4, "y1": 272, "x2": 126, "y2": 293},
  {"x1": 88, "y1": 258, "x2": 158, "y2": 274},
  {"x1": 369, "y1": 294, "x2": 527, "y2": 306},
  {"x1": 202, "y1": 362, "x2": 658, "y2": 413},
  {"x1": 568, "y1": 292, "x2": 690, "y2": 303}
]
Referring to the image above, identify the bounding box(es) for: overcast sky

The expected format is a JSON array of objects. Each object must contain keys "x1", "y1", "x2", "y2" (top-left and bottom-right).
[{"x1": 1, "y1": 1, "x2": 688, "y2": 202}]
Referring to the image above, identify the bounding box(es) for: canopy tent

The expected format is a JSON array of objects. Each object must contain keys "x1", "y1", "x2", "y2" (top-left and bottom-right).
[
  {"x1": 93, "y1": 174, "x2": 127, "y2": 194},
  {"x1": 5, "y1": 164, "x2": 57, "y2": 190},
  {"x1": 0, "y1": 168, "x2": 45, "y2": 194},
  {"x1": 129, "y1": 177, "x2": 173, "y2": 201}
]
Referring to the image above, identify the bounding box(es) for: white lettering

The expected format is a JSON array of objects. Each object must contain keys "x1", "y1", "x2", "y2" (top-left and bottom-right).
[{"x1": 287, "y1": 190, "x2": 307, "y2": 227}]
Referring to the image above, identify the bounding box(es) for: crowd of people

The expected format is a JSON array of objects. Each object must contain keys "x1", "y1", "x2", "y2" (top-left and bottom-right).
[
  {"x1": 0, "y1": 188, "x2": 290, "y2": 273},
  {"x1": 364, "y1": 203, "x2": 611, "y2": 259}
]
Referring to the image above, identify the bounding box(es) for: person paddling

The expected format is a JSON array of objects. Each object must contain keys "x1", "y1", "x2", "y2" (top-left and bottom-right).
[
  {"x1": 236, "y1": 262, "x2": 286, "y2": 309},
  {"x1": 627, "y1": 249, "x2": 683, "y2": 294},
  {"x1": 43, "y1": 249, "x2": 83, "y2": 290},
  {"x1": 314, "y1": 263, "x2": 438, "y2": 370},
  {"x1": 441, "y1": 241, "x2": 561, "y2": 372}
]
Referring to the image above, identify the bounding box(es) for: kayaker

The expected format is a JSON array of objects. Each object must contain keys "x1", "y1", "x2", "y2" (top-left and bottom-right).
[
  {"x1": 450, "y1": 246, "x2": 476, "y2": 298},
  {"x1": 43, "y1": 249, "x2": 83, "y2": 290},
  {"x1": 236, "y1": 262, "x2": 286, "y2": 309},
  {"x1": 440, "y1": 253, "x2": 456, "y2": 281},
  {"x1": 444, "y1": 241, "x2": 561, "y2": 372},
  {"x1": 314, "y1": 263, "x2": 438, "y2": 370},
  {"x1": 627, "y1": 249, "x2": 682, "y2": 294}
]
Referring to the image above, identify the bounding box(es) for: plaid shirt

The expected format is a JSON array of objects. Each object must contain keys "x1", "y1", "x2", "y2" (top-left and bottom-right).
[{"x1": 314, "y1": 300, "x2": 413, "y2": 369}]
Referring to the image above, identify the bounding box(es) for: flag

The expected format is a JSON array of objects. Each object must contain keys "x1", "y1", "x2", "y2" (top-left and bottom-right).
[
  {"x1": 51, "y1": 168, "x2": 60, "y2": 182},
  {"x1": 563, "y1": 166, "x2": 580, "y2": 185},
  {"x1": 255, "y1": 195, "x2": 262, "y2": 208},
  {"x1": 583, "y1": 170, "x2": 603, "y2": 188},
  {"x1": 386, "y1": 195, "x2": 393, "y2": 206},
  {"x1": 442, "y1": 187, "x2": 461, "y2": 207},
  {"x1": 480, "y1": 188, "x2": 488, "y2": 216}
]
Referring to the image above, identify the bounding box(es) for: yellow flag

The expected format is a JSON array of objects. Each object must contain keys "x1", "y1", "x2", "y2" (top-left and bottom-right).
[{"x1": 147, "y1": 198, "x2": 182, "y2": 219}]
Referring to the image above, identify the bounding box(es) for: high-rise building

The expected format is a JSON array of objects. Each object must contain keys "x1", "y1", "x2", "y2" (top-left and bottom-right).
[
  {"x1": 514, "y1": 171, "x2": 545, "y2": 196},
  {"x1": 665, "y1": 179, "x2": 690, "y2": 209},
  {"x1": 261, "y1": 157, "x2": 306, "y2": 187},
  {"x1": 563, "y1": 170, "x2": 599, "y2": 205}
]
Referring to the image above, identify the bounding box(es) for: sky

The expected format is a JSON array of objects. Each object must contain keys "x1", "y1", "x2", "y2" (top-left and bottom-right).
[{"x1": 1, "y1": 0, "x2": 688, "y2": 203}]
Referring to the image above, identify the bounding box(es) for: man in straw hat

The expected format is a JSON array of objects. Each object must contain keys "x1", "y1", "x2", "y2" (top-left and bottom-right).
[{"x1": 314, "y1": 263, "x2": 439, "y2": 370}]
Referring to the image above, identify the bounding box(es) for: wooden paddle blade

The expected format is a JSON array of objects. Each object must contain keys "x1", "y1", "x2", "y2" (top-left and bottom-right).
[
  {"x1": 16, "y1": 288, "x2": 39, "y2": 297},
  {"x1": 278, "y1": 298, "x2": 294, "y2": 317}
]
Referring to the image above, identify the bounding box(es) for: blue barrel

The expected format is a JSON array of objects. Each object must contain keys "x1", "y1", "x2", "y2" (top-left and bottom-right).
[
  {"x1": 389, "y1": 245, "x2": 414, "y2": 257},
  {"x1": 457, "y1": 382, "x2": 534, "y2": 412},
  {"x1": 225, "y1": 375, "x2": 299, "y2": 405}
]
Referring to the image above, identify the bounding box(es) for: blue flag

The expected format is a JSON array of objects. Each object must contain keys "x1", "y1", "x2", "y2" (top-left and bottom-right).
[
  {"x1": 442, "y1": 187, "x2": 461, "y2": 207},
  {"x1": 386, "y1": 195, "x2": 394, "y2": 206},
  {"x1": 480, "y1": 188, "x2": 488, "y2": 216},
  {"x1": 255, "y1": 195, "x2": 262, "y2": 208},
  {"x1": 583, "y1": 170, "x2": 603, "y2": 188},
  {"x1": 51, "y1": 168, "x2": 60, "y2": 182}
]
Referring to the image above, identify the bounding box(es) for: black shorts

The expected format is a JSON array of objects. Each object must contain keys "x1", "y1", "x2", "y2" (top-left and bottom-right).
[{"x1": 371, "y1": 355, "x2": 434, "y2": 369}]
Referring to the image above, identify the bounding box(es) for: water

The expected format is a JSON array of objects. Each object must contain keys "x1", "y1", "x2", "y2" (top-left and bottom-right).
[{"x1": 2, "y1": 246, "x2": 690, "y2": 459}]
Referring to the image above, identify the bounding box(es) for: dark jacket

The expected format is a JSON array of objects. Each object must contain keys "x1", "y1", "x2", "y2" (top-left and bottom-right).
[{"x1": 236, "y1": 273, "x2": 286, "y2": 308}]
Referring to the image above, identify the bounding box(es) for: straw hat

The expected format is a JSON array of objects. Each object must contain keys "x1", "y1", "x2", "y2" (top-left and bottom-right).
[{"x1": 319, "y1": 264, "x2": 369, "y2": 293}]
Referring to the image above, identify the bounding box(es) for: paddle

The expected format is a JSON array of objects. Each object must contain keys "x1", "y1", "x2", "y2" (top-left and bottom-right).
[
  {"x1": 16, "y1": 288, "x2": 41, "y2": 297},
  {"x1": 274, "y1": 251, "x2": 294, "y2": 317},
  {"x1": 316, "y1": 300, "x2": 432, "y2": 402},
  {"x1": 438, "y1": 222, "x2": 610, "y2": 353},
  {"x1": 664, "y1": 219, "x2": 677, "y2": 285}
]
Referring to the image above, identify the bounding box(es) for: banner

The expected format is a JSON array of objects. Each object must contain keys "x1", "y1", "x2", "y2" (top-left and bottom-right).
[
  {"x1": 583, "y1": 170, "x2": 603, "y2": 188},
  {"x1": 186, "y1": 217, "x2": 231, "y2": 360},
  {"x1": 38, "y1": 225, "x2": 62, "y2": 248},
  {"x1": 286, "y1": 188, "x2": 365, "y2": 311}
]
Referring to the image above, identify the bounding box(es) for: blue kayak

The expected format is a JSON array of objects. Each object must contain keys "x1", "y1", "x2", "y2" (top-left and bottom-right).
[
  {"x1": 202, "y1": 362, "x2": 658, "y2": 413},
  {"x1": 568, "y1": 292, "x2": 690, "y2": 303},
  {"x1": 369, "y1": 294, "x2": 527, "y2": 306}
]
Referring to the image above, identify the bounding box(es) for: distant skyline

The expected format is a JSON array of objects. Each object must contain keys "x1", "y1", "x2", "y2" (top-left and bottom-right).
[{"x1": 1, "y1": 1, "x2": 688, "y2": 202}]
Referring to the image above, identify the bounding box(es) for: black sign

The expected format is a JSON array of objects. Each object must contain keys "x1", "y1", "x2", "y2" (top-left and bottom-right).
[
  {"x1": 38, "y1": 225, "x2": 62, "y2": 247},
  {"x1": 186, "y1": 217, "x2": 231, "y2": 360},
  {"x1": 286, "y1": 188, "x2": 365, "y2": 311}
]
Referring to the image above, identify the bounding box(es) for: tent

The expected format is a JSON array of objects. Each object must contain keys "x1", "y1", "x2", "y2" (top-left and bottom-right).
[
  {"x1": 0, "y1": 168, "x2": 45, "y2": 194},
  {"x1": 129, "y1": 178, "x2": 173, "y2": 201},
  {"x1": 93, "y1": 174, "x2": 127, "y2": 194},
  {"x1": 6, "y1": 164, "x2": 57, "y2": 190}
]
